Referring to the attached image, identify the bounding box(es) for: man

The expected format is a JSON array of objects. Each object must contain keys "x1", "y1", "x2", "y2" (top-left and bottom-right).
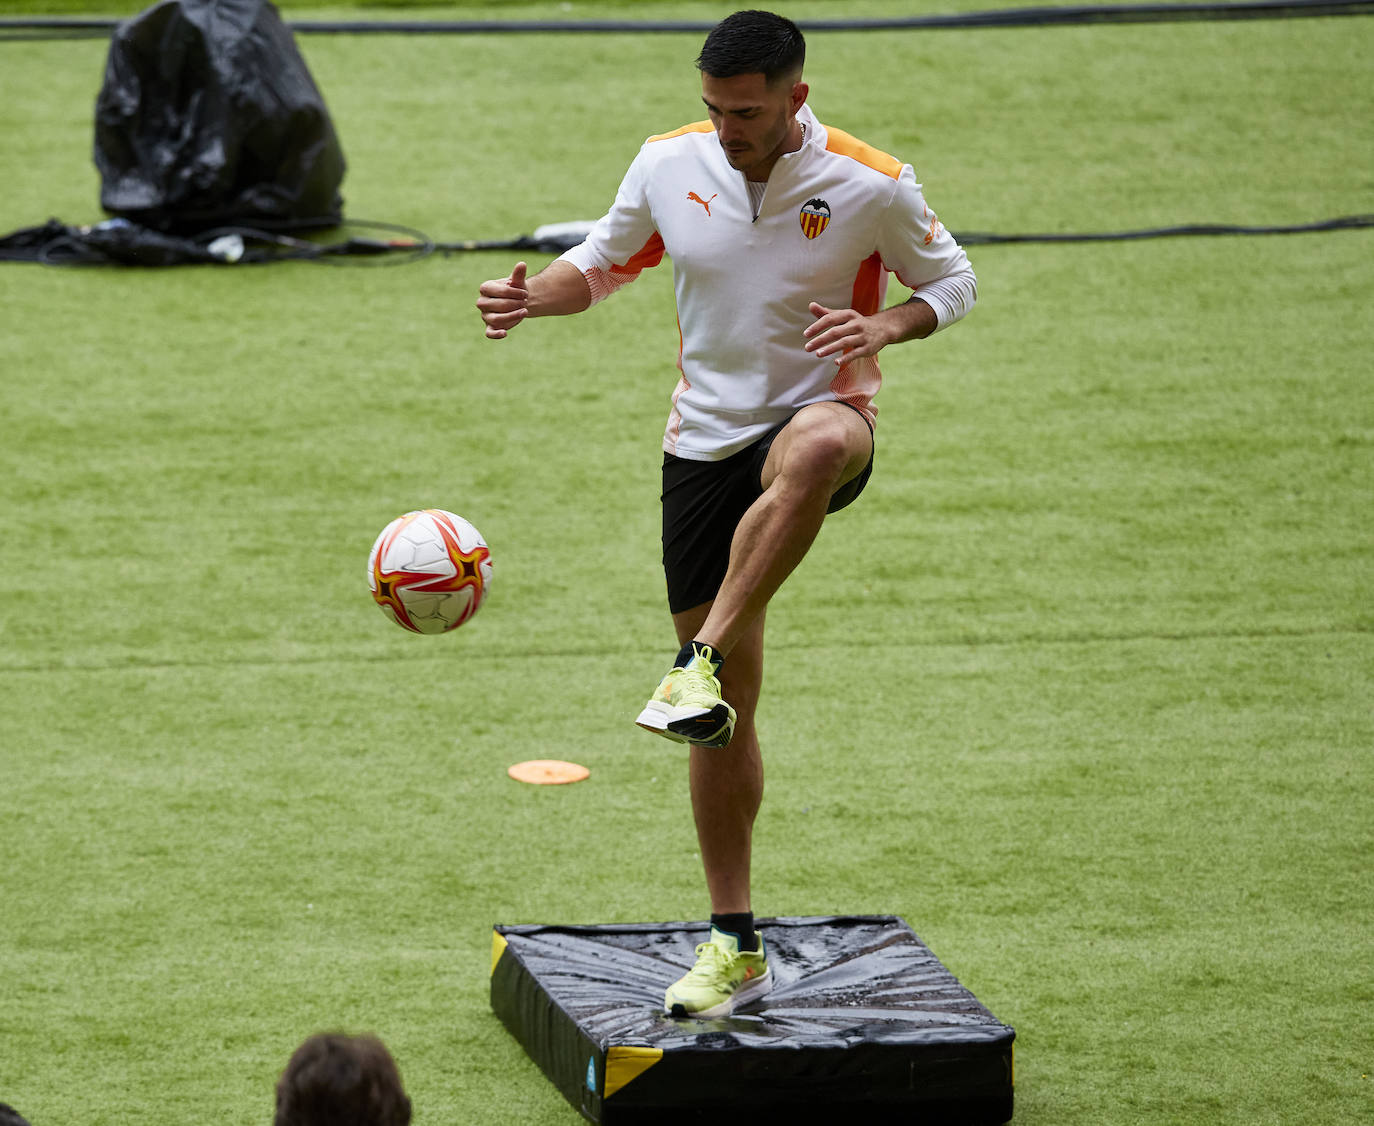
[{"x1": 477, "y1": 10, "x2": 976, "y2": 1018}]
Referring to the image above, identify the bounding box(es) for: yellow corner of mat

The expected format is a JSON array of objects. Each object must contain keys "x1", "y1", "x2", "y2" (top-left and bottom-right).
[
  {"x1": 490, "y1": 931, "x2": 508, "y2": 976},
  {"x1": 604, "y1": 1045, "x2": 663, "y2": 1098}
]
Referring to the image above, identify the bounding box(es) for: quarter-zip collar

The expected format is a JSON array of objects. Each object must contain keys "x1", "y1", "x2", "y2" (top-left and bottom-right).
[{"x1": 741, "y1": 102, "x2": 820, "y2": 222}]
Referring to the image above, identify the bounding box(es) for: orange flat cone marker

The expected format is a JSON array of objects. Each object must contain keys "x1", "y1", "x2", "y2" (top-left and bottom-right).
[{"x1": 507, "y1": 759, "x2": 590, "y2": 785}]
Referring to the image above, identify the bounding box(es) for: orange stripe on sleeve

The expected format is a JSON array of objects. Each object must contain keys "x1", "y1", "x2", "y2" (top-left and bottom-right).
[
  {"x1": 824, "y1": 127, "x2": 903, "y2": 180},
  {"x1": 647, "y1": 120, "x2": 716, "y2": 143}
]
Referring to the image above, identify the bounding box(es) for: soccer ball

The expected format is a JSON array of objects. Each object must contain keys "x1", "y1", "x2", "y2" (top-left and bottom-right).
[{"x1": 367, "y1": 509, "x2": 493, "y2": 634}]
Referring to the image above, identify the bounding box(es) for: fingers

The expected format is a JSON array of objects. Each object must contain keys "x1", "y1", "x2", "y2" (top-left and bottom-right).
[
  {"x1": 477, "y1": 261, "x2": 530, "y2": 339},
  {"x1": 803, "y1": 302, "x2": 842, "y2": 352},
  {"x1": 804, "y1": 303, "x2": 872, "y2": 364}
]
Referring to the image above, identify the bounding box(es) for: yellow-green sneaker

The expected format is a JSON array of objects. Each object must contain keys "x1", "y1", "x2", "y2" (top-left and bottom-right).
[
  {"x1": 663, "y1": 926, "x2": 772, "y2": 1018},
  {"x1": 635, "y1": 645, "x2": 737, "y2": 748}
]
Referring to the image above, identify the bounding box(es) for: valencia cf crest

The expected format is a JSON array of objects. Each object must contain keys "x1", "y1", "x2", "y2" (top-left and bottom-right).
[{"x1": 799, "y1": 197, "x2": 831, "y2": 240}]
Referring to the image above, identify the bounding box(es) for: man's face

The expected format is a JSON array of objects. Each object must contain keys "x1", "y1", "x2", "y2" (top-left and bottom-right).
[{"x1": 700, "y1": 70, "x2": 807, "y2": 180}]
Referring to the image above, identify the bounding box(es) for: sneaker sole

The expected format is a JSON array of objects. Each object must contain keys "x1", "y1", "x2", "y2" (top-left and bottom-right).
[
  {"x1": 634, "y1": 706, "x2": 688, "y2": 744},
  {"x1": 636, "y1": 702, "x2": 735, "y2": 748},
  {"x1": 666, "y1": 967, "x2": 773, "y2": 1019}
]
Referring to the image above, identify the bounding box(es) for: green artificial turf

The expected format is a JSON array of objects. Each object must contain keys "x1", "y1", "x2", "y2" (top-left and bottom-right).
[{"x1": 1, "y1": 6, "x2": 1371, "y2": 1125}]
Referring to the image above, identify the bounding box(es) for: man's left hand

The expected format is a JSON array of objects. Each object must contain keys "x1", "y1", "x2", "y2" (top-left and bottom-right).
[
  {"x1": 804, "y1": 297, "x2": 938, "y2": 365},
  {"x1": 803, "y1": 302, "x2": 892, "y2": 365}
]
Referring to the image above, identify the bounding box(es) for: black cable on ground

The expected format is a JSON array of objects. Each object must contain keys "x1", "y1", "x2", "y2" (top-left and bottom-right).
[
  {"x1": 4, "y1": 214, "x2": 1369, "y2": 266},
  {"x1": 3, "y1": 0, "x2": 1372, "y2": 40},
  {"x1": 955, "y1": 213, "x2": 1374, "y2": 244}
]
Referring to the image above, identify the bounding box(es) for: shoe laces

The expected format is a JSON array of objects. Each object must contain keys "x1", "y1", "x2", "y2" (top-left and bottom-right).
[
  {"x1": 676, "y1": 652, "x2": 722, "y2": 693},
  {"x1": 685, "y1": 940, "x2": 736, "y2": 984}
]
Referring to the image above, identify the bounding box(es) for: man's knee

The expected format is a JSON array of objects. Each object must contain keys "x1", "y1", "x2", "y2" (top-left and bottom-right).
[{"x1": 771, "y1": 404, "x2": 872, "y2": 492}]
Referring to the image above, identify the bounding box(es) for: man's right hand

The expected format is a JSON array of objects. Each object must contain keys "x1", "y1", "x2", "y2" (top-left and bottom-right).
[{"x1": 476, "y1": 261, "x2": 529, "y2": 339}]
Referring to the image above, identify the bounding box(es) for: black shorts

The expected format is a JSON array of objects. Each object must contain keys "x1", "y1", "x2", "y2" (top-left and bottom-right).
[{"x1": 660, "y1": 412, "x2": 874, "y2": 614}]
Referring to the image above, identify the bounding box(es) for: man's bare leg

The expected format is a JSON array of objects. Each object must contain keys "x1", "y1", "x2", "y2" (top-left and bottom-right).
[
  {"x1": 670, "y1": 602, "x2": 766, "y2": 914},
  {"x1": 694, "y1": 402, "x2": 872, "y2": 656},
  {"x1": 656, "y1": 402, "x2": 871, "y2": 908}
]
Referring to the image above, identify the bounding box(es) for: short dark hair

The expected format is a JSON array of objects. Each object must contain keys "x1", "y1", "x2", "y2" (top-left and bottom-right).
[
  {"x1": 696, "y1": 10, "x2": 806, "y2": 83},
  {"x1": 274, "y1": 1034, "x2": 412, "y2": 1126}
]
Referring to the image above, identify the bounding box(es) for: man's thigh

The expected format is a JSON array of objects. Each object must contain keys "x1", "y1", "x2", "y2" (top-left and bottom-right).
[{"x1": 759, "y1": 400, "x2": 874, "y2": 503}]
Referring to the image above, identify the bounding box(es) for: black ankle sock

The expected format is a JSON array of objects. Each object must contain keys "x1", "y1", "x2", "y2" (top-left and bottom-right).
[
  {"x1": 676, "y1": 639, "x2": 724, "y2": 673},
  {"x1": 711, "y1": 912, "x2": 757, "y2": 951}
]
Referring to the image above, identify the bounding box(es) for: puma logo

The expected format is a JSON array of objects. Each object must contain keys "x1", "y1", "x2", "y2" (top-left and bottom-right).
[{"x1": 688, "y1": 191, "x2": 718, "y2": 216}]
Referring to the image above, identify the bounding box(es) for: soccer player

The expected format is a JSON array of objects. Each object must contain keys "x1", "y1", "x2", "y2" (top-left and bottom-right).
[{"x1": 477, "y1": 10, "x2": 976, "y2": 1017}]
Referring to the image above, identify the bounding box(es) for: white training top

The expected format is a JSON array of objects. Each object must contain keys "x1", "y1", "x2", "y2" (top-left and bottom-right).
[{"x1": 560, "y1": 103, "x2": 977, "y2": 461}]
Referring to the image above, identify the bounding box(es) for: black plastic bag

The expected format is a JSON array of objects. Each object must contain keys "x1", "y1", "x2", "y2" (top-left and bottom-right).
[{"x1": 94, "y1": 0, "x2": 345, "y2": 233}]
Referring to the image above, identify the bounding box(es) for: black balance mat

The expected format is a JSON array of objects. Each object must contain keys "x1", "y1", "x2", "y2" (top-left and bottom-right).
[{"x1": 491, "y1": 915, "x2": 1015, "y2": 1124}]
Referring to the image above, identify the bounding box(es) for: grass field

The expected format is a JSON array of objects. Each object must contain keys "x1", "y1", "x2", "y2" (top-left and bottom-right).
[{"x1": 1, "y1": 3, "x2": 1371, "y2": 1124}]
